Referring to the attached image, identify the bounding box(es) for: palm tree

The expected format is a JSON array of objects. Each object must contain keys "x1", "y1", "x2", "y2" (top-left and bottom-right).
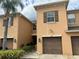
[{"x1": 0, "y1": 0, "x2": 24, "y2": 50}]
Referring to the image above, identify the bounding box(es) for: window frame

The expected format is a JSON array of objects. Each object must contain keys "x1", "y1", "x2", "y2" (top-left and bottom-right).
[
  {"x1": 8, "y1": 16, "x2": 13, "y2": 26},
  {"x1": 3, "y1": 20, "x2": 7, "y2": 26},
  {"x1": 3, "y1": 16, "x2": 13, "y2": 27},
  {"x1": 44, "y1": 11, "x2": 58, "y2": 23},
  {"x1": 68, "y1": 13, "x2": 76, "y2": 25}
]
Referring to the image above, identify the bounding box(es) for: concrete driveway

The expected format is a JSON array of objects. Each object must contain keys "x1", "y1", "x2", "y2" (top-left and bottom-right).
[
  {"x1": 38, "y1": 54, "x2": 79, "y2": 59},
  {"x1": 21, "y1": 52, "x2": 79, "y2": 59}
]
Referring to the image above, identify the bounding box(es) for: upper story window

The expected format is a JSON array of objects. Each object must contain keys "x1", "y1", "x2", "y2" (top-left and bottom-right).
[
  {"x1": 3, "y1": 20, "x2": 7, "y2": 26},
  {"x1": 3, "y1": 16, "x2": 13, "y2": 27},
  {"x1": 33, "y1": 25, "x2": 36, "y2": 30},
  {"x1": 8, "y1": 17, "x2": 13, "y2": 26},
  {"x1": 68, "y1": 14, "x2": 75, "y2": 25},
  {"x1": 44, "y1": 11, "x2": 58, "y2": 23}
]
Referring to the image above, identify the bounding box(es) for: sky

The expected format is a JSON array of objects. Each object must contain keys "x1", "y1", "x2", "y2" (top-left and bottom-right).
[
  {"x1": 68, "y1": 0, "x2": 79, "y2": 10},
  {"x1": 0, "y1": 0, "x2": 79, "y2": 21}
]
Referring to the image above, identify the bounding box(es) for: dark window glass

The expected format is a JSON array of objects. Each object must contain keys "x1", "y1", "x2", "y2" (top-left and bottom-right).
[
  {"x1": 44, "y1": 11, "x2": 58, "y2": 23},
  {"x1": 3, "y1": 16, "x2": 13, "y2": 27},
  {"x1": 68, "y1": 14, "x2": 75, "y2": 24},
  {"x1": 3, "y1": 20, "x2": 7, "y2": 26},
  {"x1": 8, "y1": 17, "x2": 13, "y2": 26}
]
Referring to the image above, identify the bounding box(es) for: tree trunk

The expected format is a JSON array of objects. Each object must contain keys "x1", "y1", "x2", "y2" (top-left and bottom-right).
[{"x1": 2, "y1": 18, "x2": 9, "y2": 50}]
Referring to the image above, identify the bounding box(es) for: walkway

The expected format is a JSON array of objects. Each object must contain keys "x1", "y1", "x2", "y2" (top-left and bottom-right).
[{"x1": 21, "y1": 52, "x2": 79, "y2": 59}]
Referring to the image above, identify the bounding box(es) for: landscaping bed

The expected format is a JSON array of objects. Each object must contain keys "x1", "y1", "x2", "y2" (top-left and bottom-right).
[{"x1": 0, "y1": 49, "x2": 25, "y2": 59}]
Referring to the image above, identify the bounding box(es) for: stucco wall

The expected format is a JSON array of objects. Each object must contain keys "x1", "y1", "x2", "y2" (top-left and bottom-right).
[{"x1": 17, "y1": 15, "x2": 32, "y2": 48}]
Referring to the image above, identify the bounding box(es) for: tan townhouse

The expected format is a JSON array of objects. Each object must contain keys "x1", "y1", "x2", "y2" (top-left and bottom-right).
[
  {"x1": 34, "y1": 0, "x2": 79, "y2": 55},
  {"x1": 0, "y1": 13, "x2": 32, "y2": 49}
]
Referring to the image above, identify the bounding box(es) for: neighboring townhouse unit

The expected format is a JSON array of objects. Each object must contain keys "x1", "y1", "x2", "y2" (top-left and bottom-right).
[
  {"x1": 35, "y1": 0, "x2": 79, "y2": 55},
  {"x1": 0, "y1": 13, "x2": 32, "y2": 49},
  {"x1": 67, "y1": 10, "x2": 79, "y2": 31}
]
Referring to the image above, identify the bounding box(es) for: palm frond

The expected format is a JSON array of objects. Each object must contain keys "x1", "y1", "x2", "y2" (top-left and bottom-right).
[
  {"x1": 11, "y1": 0, "x2": 21, "y2": 5},
  {"x1": 0, "y1": 0, "x2": 24, "y2": 15},
  {"x1": 25, "y1": 0, "x2": 35, "y2": 5},
  {"x1": 0, "y1": 0, "x2": 4, "y2": 3},
  {"x1": 19, "y1": 2, "x2": 24, "y2": 10}
]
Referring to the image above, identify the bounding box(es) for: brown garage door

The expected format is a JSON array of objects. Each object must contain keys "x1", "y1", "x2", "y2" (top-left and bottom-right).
[
  {"x1": 7, "y1": 39, "x2": 13, "y2": 49},
  {"x1": 71, "y1": 36, "x2": 79, "y2": 55},
  {"x1": 43, "y1": 37, "x2": 62, "y2": 54},
  {"x1": 1, "y1": 38, "x2": 13, "y2": 49}
]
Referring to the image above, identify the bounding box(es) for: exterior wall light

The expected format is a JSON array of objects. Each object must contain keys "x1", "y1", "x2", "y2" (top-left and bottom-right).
[
  {"x1": 14, "y1": 39, "x2": 16, "y2": 43},
  {"x1": 38, "y1": 38, "x2": 41, "y2": 43}
]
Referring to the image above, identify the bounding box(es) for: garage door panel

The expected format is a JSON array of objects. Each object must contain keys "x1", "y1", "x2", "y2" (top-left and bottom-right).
[
  {"x1": 7, "y1": 39, "x2": 13, "y2": 49},
  {"x1": 43, "y1": 37, "x2": 62, "y2": 54},
  {"x1": 71, "y1": 36, "x2": 79, "y2": 55}
]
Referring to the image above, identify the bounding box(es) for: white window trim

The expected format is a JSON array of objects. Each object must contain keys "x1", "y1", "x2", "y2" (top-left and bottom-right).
[
  {"x1": 8, "y1": 17, "x2": 11, "y2": 27},
  {"x1": 42, "y1": 34, "x2": 62, "y2": 37},
  {"x1": 68, "y1": 14, "x2": 75, "y2": 25},
  {"x1": 46, "y1": 12, "x2": 56, "y2": 23}
]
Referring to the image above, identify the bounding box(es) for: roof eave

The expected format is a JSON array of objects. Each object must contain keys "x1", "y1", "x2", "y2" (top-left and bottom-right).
[{"x1": 34, "y1": 1, "x2": 69, "y2": 9}]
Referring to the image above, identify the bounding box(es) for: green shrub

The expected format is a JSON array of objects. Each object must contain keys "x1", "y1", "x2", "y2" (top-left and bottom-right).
[
  {"x1": 22, "y1": 45, "x2": 35, "y2": 52},
  {"x1": 0, "y1": 50, "x2": 25, "y2": 59}
]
